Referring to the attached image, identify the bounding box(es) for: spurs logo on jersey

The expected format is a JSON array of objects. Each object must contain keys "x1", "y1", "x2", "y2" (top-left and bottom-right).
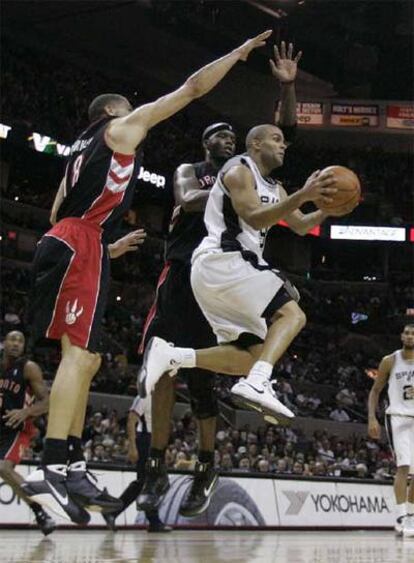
[
  {"x1": 386, "y1": 350, "x2": 414, "y2": 416},
  {"x1": 193, "y1": 154, "x2": 281, "y2": 264}
]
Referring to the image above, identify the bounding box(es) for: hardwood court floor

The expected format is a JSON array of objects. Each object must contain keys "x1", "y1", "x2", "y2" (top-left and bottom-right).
[{"x1": 1, "y1": 529, "x2": 413, "y2": 563}]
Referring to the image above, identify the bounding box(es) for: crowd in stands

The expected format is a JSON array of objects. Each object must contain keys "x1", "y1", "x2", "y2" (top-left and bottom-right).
[
  {"x1": 22, "y1": 408, "x2": 394, "y2": 481},
  {"x1": 2, "y1": 38, "x2": 413, "y2": 223}
]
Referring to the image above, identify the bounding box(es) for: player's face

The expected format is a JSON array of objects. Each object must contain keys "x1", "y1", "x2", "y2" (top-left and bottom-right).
[
  {"x1": 4, "y1": 332, "x2": 25, "y2": 358},
  {"x1": 401, "y1": 326, "x2": 414, "y2": 350},
  {"x1": 259, "y1": 127, "x2": 287, "y2": 169},
  {"x1": 206, "y1": 130, "x2": 236, "y2": 160}
]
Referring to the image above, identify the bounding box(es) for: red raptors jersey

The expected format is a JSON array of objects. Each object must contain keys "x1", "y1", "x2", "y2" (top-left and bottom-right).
[{"x1": 57, "y1": 117, "x2": 141, "y2": 239}]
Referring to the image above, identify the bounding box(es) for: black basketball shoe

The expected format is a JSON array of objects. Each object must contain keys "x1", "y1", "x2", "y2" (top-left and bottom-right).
[
  {"x1": 137, "y1": 458, "x2": 170, "y2": 512},
  {"x1": 179, "y1": 461, "x2": 219, "y2": 517},
  {"x1": 22, "y1": 465, "x2": 90, "y2": 525},
  {"x1": 34, "y1": 508, "x2": 57, "y2": 536},
  {"x1": 66, "y1": 461, "x2": 123, "y2": 513},
  {"x1": 102, "y1": 510, "x2": 119, "y2": 531}
]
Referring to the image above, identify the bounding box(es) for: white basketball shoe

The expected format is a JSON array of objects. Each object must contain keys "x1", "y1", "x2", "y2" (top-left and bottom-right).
[
  {"x1": 230, "y1": 378, "x2": 295, "y2": 424},
  {"x1": 403, "y1": 514, "x2": 414, "y2": 537},
  {"x1": 138, "y1": 337, "x2": 180, "y2": 397}
]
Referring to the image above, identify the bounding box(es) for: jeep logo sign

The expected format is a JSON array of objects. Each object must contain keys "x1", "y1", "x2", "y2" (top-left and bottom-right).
[{"x1": 138, "y1": 166, "x2": 166, "y2": 189}]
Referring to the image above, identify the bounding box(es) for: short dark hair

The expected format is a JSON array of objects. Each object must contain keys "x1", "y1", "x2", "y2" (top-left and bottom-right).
[{"x1": 88, "y1": 93, "x2": 128, "y2": 123}]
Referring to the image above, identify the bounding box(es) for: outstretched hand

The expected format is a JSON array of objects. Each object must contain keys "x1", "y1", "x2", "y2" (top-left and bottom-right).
[
  {"x1": 237, "y1": 30, "x2": 273, "y2": 62},
  {"x1": 109, "y1": 229, "x2": 147, "y2": 259},
  {"x1": 270, "y1": 41, "x2": 302, "y2": 83}
]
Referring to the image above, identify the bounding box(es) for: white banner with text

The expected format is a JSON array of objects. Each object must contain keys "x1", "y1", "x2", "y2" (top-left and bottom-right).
[{"x1": 0, "y1": 467, "x2": 395, "y2": 528}]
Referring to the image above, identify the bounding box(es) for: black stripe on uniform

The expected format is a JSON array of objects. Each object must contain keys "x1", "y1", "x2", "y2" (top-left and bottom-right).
[
  {"x1": 384, "y1": 413, "x2": 396, "y2": 461},
  {"x1": 220, "y1": 193, "x2": 243, "y2": 252}
]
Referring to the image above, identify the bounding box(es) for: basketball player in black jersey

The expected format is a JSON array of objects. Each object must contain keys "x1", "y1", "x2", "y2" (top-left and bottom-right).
[
  {"x1": 22, "y1": 30, "x2": 274, "y2": 523},
  {"x1": 138, "y1": 42, "x2": 302, "y2": 517},
  {"x1": 0, "y1": 331, "x2": 55, "y2": 535}
]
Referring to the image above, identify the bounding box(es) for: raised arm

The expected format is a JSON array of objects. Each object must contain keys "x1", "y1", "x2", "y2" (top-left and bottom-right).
[
  {"x1": 224, "y1": 166, "x2": 336, "y2": 230},
  {"x1": 50, "y1": 177, "x2": 66, "y2": 225},
  {"x1": 368, "y1": 355, "x2": 394, "y2": 440},
  {"x1": 173, "y1": 163, "x2": 210, "y2": 213},
  {"x1": 106, "y1": 30, "x2": 272, "y2": 154},
  {"x1": 270, "y1": 42, "x2": 302, "y2": 129}
]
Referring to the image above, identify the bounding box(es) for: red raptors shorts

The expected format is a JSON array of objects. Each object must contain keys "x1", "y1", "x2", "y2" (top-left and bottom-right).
[
  {"x1": 0, "y1": 422, "x2": 35, "y2": 465},
  {"x1": 30, "y1": 217, "x2": 110, "y2": 352}
]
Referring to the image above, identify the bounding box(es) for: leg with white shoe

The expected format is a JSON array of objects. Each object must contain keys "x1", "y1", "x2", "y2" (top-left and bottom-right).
[
  {"x1": 403, "y1": 473, "x2": 414, "y2": 537},
  {"x1": 229, "y1": 301, "x2": 305, "y2": 423},
  {"x1": 394, "y1": 465, "x2": 409, "y2": 535},
  {"x1": 138, "y1": 300, "x2": 305, "y2": 423}
]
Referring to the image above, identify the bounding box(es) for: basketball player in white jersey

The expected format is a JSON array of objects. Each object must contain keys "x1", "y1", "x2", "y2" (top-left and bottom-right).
[
  {"x1": 368, "y1": 323, "x2": 414, "y2": 536},
  {"x1": 138, "y1": 124, "x2": 350, "y2": 422}
]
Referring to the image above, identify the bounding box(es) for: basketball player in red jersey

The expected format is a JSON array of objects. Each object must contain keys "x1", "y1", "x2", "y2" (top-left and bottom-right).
[
  {"x1": 21, "y1": 30, "x2": 273, "y2": 523},
  {"x1": 0, "y1": 331, "x2": 55, "y2": 535}
]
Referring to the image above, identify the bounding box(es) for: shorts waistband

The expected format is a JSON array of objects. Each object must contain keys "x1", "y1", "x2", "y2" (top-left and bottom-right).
[{"x1": 55, "y1": 217, "x2": 103, "y2": 234}]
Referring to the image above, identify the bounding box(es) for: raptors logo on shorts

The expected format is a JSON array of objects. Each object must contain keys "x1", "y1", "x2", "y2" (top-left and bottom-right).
[{"x1": 29, "y1": 116, "x2": 142, "y2": 352}]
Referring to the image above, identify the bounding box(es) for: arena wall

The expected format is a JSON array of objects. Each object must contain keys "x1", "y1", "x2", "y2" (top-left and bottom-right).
[{"x1": 0, "y1": 465, "x2": 394, "y2": 529}]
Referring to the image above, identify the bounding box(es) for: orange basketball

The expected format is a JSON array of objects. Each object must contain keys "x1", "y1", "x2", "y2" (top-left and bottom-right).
[{"x1": 316, "y1": 165, "x2": 361, "y2": 216}]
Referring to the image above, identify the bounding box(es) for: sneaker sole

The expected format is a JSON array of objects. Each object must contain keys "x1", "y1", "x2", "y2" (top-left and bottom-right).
[
  {"x1": 138, "y1": 336, "x2": 157, "y2": 397},
  {"x1": 230, "y1": 392, "x2": 293, "y2": 426},
  {"x1": 179, "y1": 473, "x2": 219, "y2": 518},
  {"x1": 28, "y1": 493, "x2": 72, "y2": 522}
]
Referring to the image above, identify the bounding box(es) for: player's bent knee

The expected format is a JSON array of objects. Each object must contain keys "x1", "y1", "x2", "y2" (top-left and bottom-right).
[{"x1": 275, "y1": 301, "x2": 307, "y2": 331}]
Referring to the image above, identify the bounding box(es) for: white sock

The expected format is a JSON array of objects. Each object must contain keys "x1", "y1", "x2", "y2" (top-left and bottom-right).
[
  {"x1": 395, "y1": 502, "x2": 407, "y2": 521},
  {"x1": 407, "y1": 501, "x2": 414, "y2": 516},
  {"x1": 174, "y1": 347, "x2": 196, "y2": 368},
  {"x1": 247, "y1": 361, "x2": 273, "y2": 386}
]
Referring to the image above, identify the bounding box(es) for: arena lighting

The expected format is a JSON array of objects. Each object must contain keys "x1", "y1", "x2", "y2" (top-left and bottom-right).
[
  {"x1": 0, "y1": 123, "x2": 11, "y2": 139},
  {"x1": 330, "y1": 225, "x2": 406, "y2": 242},
  {"x1": 410, "y1": 228, "x2": 414, "y2": 242}
]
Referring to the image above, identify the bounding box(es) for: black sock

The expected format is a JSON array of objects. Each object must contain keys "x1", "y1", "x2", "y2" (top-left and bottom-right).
[
  {"x1": 149, "y1": 448, "x2": 165, "y2": 461},
  {"x1": 30, "y1": 502, "x2": 43, "y2": 515},
  {"x1": 119, "y1": 480, "x2": 141, "y2": 511},
  {"x1": 67, "y1": 435, "x2": 85, "y2": 465},
  {"x1": 42, "y1": 438, "x2": 68, "y2": 466},
  {"x1": 198, "y1": 450, "x2": 214, "y2": 465}
]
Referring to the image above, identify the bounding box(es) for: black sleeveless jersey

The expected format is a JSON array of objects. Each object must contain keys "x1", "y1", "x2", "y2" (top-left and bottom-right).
[
  {"x1": 57, "y1": 117, "x2": 142, "y2": 241},
  {"x1": 0, "y1": 356, "x2": 32, "y2": 434},
  {"x1": 166, "y1": 161, "x2": 219, "y2": 263}
]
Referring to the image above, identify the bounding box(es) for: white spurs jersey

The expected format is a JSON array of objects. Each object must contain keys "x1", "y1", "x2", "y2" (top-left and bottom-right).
[
  {"x1": 386, "y1": 350, "x2": 414, "y2": 416},
  {"x1": 192, "y1": 154, "x2": 282, "y2": 265}
]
